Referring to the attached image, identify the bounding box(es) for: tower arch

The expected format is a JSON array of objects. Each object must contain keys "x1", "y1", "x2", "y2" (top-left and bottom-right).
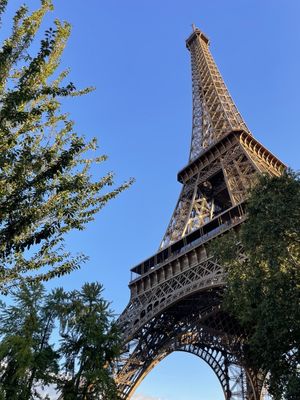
[{"x1": 117, "y1": 321, "x2": 262, "y2": 400}]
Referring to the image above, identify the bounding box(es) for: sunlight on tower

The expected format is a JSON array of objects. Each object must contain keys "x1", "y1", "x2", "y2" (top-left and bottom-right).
[{"x1": 132, "y1": 352, "x2": 224, "y2": 400}]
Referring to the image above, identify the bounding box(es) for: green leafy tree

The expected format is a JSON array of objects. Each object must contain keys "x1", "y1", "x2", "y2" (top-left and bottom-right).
[
  {"x1": 212, "y1": 171, "x2": 300, "y2": 399},
  {"x1": 0, "y1": 282, "x2": 121, "y2": 399},
  {"x1": 0, "y1": 0, "x2": 132, "y2": 291},
  {"x1": 0, "y1": 283, "x2": 61, "y2": 399},
  {"x1": 58, "y1": 282, "x2": 120, "y2": 400}
]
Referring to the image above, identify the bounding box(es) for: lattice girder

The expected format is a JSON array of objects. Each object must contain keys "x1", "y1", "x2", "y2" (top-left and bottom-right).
[
  {"x1": 116, "y1": 301, "x2": 264, "y2": 400},
  {"x1": 160, "y1": 130, "x2": 284, "y2": 249},
  {"x1": 119, "y1": 255, "x2": 225, "y2": 342},
  {"x1": 187, "y1": 28, "x2": 249, "y2": 160}
]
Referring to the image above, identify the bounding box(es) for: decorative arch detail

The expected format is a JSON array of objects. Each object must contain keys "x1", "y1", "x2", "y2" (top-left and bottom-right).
[{"x1": 116, "y1": 320, "x2": 263, "y2": 400}]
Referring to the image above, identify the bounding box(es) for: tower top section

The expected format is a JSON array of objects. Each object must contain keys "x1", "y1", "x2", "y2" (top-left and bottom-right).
[
  {"x1": 186, "y1": 25, "x2": 210, "y2": 47},
  {"x1": 186, "y1": 25, "x2": 250, "y2": 162}
]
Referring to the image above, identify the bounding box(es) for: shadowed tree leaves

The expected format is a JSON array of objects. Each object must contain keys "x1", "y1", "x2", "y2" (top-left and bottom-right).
[
  {"x1": 0, "y1": 282, "x2": 121, "y2": 399},
  {"x1": 57, "y1": 283, "x2": 121, "y2": 399},
  {"x1": 0, "y1": 0, "x2": 133, "y2": 291},
  {"x1": 211, "y1": 171, "x2": 300, "y2": 400},
  {"x1": 0, "y1": 283, "x2": 59, "y2": 399}
]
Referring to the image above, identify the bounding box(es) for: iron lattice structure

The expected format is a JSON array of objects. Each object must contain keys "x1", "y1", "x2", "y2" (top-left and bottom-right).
[{"x1": 116, "y1": 27, "x2": 285, "y2": 399}]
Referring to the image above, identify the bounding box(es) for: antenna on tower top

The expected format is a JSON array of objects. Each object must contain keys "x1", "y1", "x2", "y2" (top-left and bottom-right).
[{"x1": 191, "y1": 23, "x2": 196, "y2": 32}]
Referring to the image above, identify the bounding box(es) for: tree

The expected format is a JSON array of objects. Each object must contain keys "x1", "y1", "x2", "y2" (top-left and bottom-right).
[
  {"x1": 57, "y1": 283, "x2": 121, "y2": 400},
  {"x1": 212, "y1": 171, "x2": 300, "y2": 399},
  {"x1": 0, "y1": 282, "x2": 121, "y2": 399},
  {"x1": 0, "y1": 0, "x2": 132, "y2": 291},
  {"x1": 0, "y1": 283, "x2": 60, "y2": 399}
]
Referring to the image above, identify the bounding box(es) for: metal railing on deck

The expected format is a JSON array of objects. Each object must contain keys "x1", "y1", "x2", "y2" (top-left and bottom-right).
[{"x1": 130, "y1": 202, "x2": 246, "y2": 282}]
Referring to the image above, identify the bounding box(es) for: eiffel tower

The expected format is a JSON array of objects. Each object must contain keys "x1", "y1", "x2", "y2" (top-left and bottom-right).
[{"x1": 116, "y1": 26, "x2": 285, "y2": 400}]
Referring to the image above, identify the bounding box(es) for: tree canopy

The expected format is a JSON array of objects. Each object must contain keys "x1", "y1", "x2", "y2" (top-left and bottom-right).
[
  {"x1": 0, "y1": 0, "x2": 132, "y2": 291},
  {"x1": 0, "y1": 282, "x2": 120, "y2": 399},
  {"x1": 212, "y1": 171, "x2": 300, "y2": 399},
  {"x1": 57, "y1": 282, "x2": 121, "y2": 399}
]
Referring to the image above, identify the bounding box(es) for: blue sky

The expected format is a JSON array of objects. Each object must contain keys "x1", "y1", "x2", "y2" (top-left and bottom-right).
[{"x1": 2, "y1": 1, "x2": 300, "y2": 399}]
